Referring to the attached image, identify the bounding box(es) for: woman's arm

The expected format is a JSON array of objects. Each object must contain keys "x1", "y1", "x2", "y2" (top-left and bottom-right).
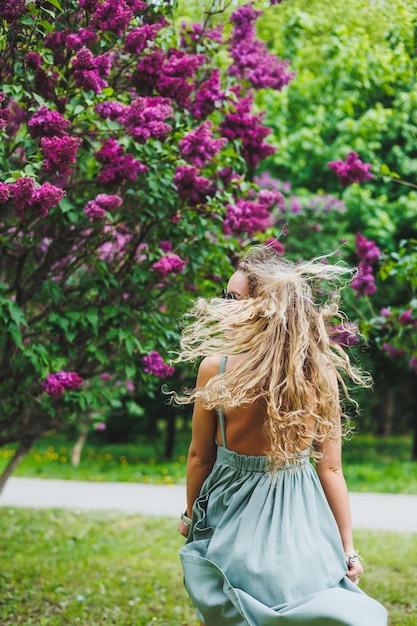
[
  {"x1": 315, "y1": 367, "x2": 364, "y2": 584},
  {"x1": 178, "y1": 356, "x2": 219, "y2": 537}
]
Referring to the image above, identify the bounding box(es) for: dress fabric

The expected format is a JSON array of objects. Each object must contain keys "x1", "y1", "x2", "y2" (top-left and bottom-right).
[{"x1": 179, "y1": 359, "x2": 388, "y2": 626}]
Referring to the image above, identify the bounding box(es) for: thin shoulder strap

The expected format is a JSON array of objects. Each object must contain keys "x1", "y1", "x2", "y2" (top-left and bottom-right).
[{"x1": 218, "y1": 355, "x2": 227, "y2": 447}]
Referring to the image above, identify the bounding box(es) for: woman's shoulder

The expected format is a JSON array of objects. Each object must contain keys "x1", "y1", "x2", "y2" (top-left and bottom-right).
[{"x1": 199, "y1": 355, "x2": 223, "y2": 376}]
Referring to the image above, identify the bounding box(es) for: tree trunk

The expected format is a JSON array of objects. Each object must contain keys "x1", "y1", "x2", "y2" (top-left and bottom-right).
[
  {"x1": 0, "y1": 437, "x2": 34, "y2": 495},
  {"x1": 71, "y1": 428, "x2": 89, "y2": 467}
]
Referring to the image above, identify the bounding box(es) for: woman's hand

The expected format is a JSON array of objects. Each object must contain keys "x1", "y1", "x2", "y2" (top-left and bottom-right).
[
  {"x1": 346, "y1": 553, "x2": 364, "y2": 585},
  {"x1": 178, "y1": 519, "x2": 190, "y2": 538}
]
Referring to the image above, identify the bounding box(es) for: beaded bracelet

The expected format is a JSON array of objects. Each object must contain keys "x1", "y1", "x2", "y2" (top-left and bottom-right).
[{"x1": 345, "y1": 550, "x2": 363, "y2": 564}]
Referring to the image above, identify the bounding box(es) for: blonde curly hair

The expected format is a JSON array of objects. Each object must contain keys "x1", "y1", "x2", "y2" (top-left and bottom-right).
[{"x1": 175, "y1": 246, "x2": 371, "y2": 470}]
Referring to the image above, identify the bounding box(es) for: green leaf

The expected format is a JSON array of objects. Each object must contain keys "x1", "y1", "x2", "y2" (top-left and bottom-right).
[
  {"x1": 46, "y1": 0, "x2": 63, "y2": 10},
  {"x1": 38, "y1": 20, "x2": 54, "y2": 33}
]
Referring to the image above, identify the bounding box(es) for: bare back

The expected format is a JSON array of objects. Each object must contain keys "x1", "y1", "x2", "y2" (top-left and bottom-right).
[{"x1": 215, "y1": 354, "x2": 317, "y2": 456}]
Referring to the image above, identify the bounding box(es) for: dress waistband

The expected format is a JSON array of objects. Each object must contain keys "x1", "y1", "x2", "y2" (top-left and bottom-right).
[{"x1": 215, "y1": 445, "x2": 310, "y2": 473}]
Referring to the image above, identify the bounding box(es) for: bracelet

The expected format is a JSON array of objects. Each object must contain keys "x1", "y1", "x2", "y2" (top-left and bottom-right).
[
  {"x1": 180, "y1": 506, "x2": 192, "y2": 527},
  {"x1": 345, "y1": 550, "x2": 363, "y2": 564}
]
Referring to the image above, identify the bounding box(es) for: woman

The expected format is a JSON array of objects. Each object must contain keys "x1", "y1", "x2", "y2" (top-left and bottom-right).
[{"x1": 175, "y1": 247, "x2": 387, "y2": 626}]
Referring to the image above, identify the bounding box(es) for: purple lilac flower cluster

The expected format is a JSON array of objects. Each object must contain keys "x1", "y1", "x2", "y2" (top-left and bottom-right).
[
  {"x1": 351, "y1": 232, "x2": 381, "y2": 297},
  {"x1": 7, "y1": 178, "x2": 65, "y2": 219},
  {"x1": 124, "y1": 24, "x2": 160, "y2": 54},
  {"x1": 45, "y1": 29, "x2": 98, "y2": 64},
  {"x1": 174, "y1": 166, "x2": 215, "y2": 206},
  {"x1": 135, "y1": 48, "x2": 205, "y2": 108},
  {"x1": 118, "y1": 97, "x2": 173, "y2": 143},
  {"x1": 179, "y1": 121, "x2": 227, "y2": 167},
  {"x1": 143, "y1": 350, "x2": 175, "y2": 378},
  {"x1": 96, "y1": 139, "x2": 148, "y2": 185},
  {"x1": 0, "y1": 0, "x2": 26, "y2": 22},
  {"x1": 264, "y1": 238, "x2": 285, "y2": 255},
  {"x1": 379, "y1": 307, "x2": 417, "y2": 364},
  {"x1": 97, "y1": 225, "x2": 132, "y2": 263},
  {"x1": 190, "y1": 69, "x2": 225, "y2": 119},
  {"x1": 41, "y1": 135, "x2": 82, "y2": 176},
  {"x1": 328, "y1": 152, "x2": 374, "y2": 187},
  {"x1": 228, "y1": 3, "x2": 294, "y2": 91},
  {"x1": 96, "y1": 97, "x2": 173, "y2": 143},
  {"x1": 382, "y1": 343, "x2": 406, "y2": 358},
  {"x1": 219, "y1": 94, "x2": 275, "y2": 168},
  {"x1": 72, "y1": 47, "x2": 113, "y2": 94},
  {"x1": 84, "y1": 194, "x2": 123, "y2": 221},
  {"x1": 224, "y1": 198, "x2": 271, "y2": 236},
  {"x1": 89, "y1": 0, "x2": 147, "y2": 36},
  {"x1": 328, "y1": 323, "x2": 360, "y2": 348},
  {"x1": 28, "y1": 106, "x2": 71, "y2": 138},
  {"x1": 152, "y1": 254, "x2": 186, "y2": 279},
  {"x1": 42, "y1": 370, "x2": 84, "y2": 397}
]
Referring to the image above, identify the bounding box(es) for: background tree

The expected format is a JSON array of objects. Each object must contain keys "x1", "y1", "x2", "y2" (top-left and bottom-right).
[{"x1": 0, "y1": 0, "x2": 294, "y2": 489}]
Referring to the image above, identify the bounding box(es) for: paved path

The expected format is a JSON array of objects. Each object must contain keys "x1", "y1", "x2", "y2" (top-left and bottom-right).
[{"x1": 1, "y1": 477, "x2": 417, "y2": 532}]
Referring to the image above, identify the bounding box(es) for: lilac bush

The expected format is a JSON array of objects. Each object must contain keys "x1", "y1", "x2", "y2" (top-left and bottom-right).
[{"x1": 0, "y1": 0, "x2": 294, "y2": 468}]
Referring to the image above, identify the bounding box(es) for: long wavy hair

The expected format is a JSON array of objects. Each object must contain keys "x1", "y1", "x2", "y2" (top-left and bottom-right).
[{"x1": 174, "y1": 246, "x2": 371, "y2": 470}]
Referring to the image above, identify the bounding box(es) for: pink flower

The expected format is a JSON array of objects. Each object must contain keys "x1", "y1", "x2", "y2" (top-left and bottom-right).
[
  {"x1": 28, "y1": 106, "x2": 70, "y2": 138},
  {"x1": 94, "y1": 422, "x2": 107, "y2": 431},
  {"x1": 96, "y1": 139, "x2": 148, "y2": 184},
  {"x1": 124, "y1": 24, "x2": 158, "y2": 54},
  {"x1": 258, "y1": 189, "x2": 285, "y2": 210},
  {"x1": 190, "y1": 69, "x2": 225, "y2": 119},
  {"x1": 41, "y1": 135, "x2": 82, "y2": 175},
  {"x1": 117, "y1": 96, "x2": 173, "y2": 143},
  {"x1": 126, "y1": 379, "x2": 135, "y2": 392},
  {"x1": 399, "y1": 308, "x2": 414, "y2": 325},
  {"x1": 179, "y1": 120, "x2": 227, "y2": 167},
  {"x1": 355, "y1": 232, "x2": 381, "y2": 263},
  {"x1": 219, "y1": 94, "x2": 275, "y2": 168},
  {"x1": 143, "y1": 350, "x2": 175, "y2": 378},
  {"x1": 329, "y1": 323, "x2": 360, "y2": 348},
  {"x1": 328, "y1": 152, "x2": 374, "y2": 187},
  {"x1": 72, "y1": 48, "x2": 112, "y2": 94},
  {"x1": 224, "y1": 198, "x2": 271, "y2": 235},
  {"x1": 26, "y1": 51, "x2": 42, "y2": 69},
  {"x1": 0, "y1": 0, "x2": 26, "y2": 22},
  {"x1": 100, "y1": 373, "x2": 111, "y2": 380},
  {"x1": 152, "y1": 254, "x2": 186, "y2": 279},
  {"x1": 174, "y1": 165, "x2": 215, "y2": 206},
  {"x1": 382, "y1": 343, "x2": 406, "y2": 358},
  {"x1": 9, "y1": 177, "x2": 35, "y2": 216},
  {"x1": 159, "y1": 241, "x2": 172, "y2": 253},
  {"x1": 265, "y1": 238, "x2": 285, "y2": 255},
  {"x1": 228, "y1": 4, "x2": 294, "y2": 91},
  {"x1": 42, "y1": 370, "x2": 84, "y2": 397},
  {"x1": 351, "y1": 262, "x2": 377, "y2": 297},
  {"x1": 409, "y1": 355, "x2": 417, "y2": 373},
  {"x1": 84, "y1": 194, "x2": 122, "y2": 221},
  {"x1": 0, "y1": 182, "x2": 10, "y2": 203},
  {"x1": 30, "y1": 182, "x2": 66, "y2": 218},
  {"x1": 90, "y1": 0, "x2": 136, "y2": 36}
]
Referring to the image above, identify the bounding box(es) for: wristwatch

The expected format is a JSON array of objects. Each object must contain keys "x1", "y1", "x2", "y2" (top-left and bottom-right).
[{"x1": 181, "y1": 506, "x2": 192, "y2": 527}]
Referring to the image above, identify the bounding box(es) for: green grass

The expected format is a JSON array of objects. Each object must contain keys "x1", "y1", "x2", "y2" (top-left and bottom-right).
[
  {"x1": 1, "y1": 434, "x2": 417, "y2": 493},
  {"x1": 0, "y1": 437, "x2": 188, "y2": 485},
  {"x1": 0, "y1": 508, "x2": 415, "y2": 625}
]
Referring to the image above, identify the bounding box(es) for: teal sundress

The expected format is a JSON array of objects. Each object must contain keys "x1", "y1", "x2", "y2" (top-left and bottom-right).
[{"x1": 179, "y1": 357, "x2": 388, "y2": 626}]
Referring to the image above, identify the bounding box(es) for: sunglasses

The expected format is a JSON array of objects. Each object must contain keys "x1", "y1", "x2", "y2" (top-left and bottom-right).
[{"x1": 222, "y1": 288, "x2": 236, "y2": 300}]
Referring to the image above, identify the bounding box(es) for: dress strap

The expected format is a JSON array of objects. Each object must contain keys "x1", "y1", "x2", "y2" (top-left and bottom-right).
[{"x1": 218, "y1": 356, "x2": 227, "y2": 447}]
